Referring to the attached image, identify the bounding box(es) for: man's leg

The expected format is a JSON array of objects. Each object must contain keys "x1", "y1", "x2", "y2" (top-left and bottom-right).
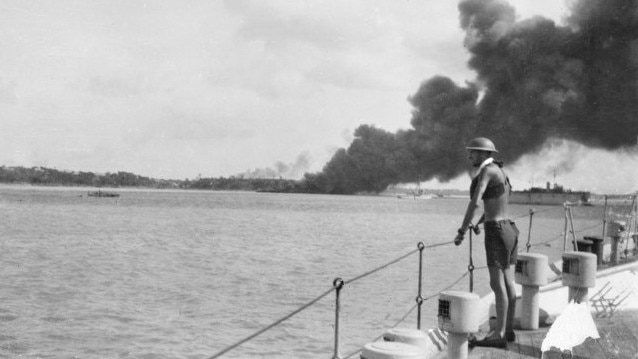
[
  {"x1": 488, "y1": 266, "x2": 507, "y2": 338},
  {"x1": 503, "y1": 266, "x2": 517, "y2": 336}
]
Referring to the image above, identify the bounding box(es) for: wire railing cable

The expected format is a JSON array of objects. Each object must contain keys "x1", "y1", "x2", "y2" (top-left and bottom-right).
[
  {"x1": 424, "y1": 240, "x2": 455, "y2": 249},
  {"x1": 345, "y1": 248, "x2": 418, "y2": 285},
  {"x1": 510, "y1": 206, "x2": 558, "y2": 221},
  {"x1": 398, "y1": 270, "x2": 476, "y2": 327},
  {"x1": 529, "y1": 222, "x2": 603, "y2": 249},
  {"x1": 471, "y1": 206, "x2": 559, "y2": 235},
  {"x1": 209, "y1": 240, "x2": 456, "y2": 358},
  {"x1": 344, "y1": 240, "x2": 454, "y2": 285},
  {"x1": 207, "y1": 286, "x2": 336, "y2": 359}
]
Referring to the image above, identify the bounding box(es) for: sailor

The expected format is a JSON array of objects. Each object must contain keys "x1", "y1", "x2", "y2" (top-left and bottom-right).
[{"x1": 454, "y1": 137, "x2": 518, "y2": 348}]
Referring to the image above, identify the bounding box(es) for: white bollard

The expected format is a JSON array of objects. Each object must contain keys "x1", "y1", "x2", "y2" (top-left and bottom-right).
[
  {"x1": 438, "y1": 291, "x2": 480, "y2": 359},
  {"x1": 360, "y1": 341, "x2": 426, "y2": 359},
  {"x1": 383, "y1": 328, "x2": 428, "y2": 350},
  {"x1": 515, "y1": 253, "x2": 548, "y2": 330},
  {"x1": 562, "y1": 251, "x2": 597, "y2": 303}
]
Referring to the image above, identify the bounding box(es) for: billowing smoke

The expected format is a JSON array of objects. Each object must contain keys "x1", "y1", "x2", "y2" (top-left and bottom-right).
[
  {"x1": 240, "y1": 151, "x2": 311, "y2": 179},
  {"x1": 306, "y1": 0, "x2": 638, "y2": 194}
]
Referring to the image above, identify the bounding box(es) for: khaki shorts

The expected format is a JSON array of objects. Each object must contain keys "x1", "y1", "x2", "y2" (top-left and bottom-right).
[{"x1": 484, "y1": 220, "x2": 519, "y2": 269}]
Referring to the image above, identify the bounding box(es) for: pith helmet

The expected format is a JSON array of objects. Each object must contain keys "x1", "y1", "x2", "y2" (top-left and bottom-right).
[{"x1": 466, "y1": 137, "x2": 498, "y2": 153}]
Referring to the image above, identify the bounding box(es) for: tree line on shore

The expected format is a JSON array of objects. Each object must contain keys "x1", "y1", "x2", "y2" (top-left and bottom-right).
[
  {"x1": 0, "y1": 165, "x2": 318, "y2": 193},
  {"x1": 0, "y1": 165, "x2": 473, "y2": 196}
]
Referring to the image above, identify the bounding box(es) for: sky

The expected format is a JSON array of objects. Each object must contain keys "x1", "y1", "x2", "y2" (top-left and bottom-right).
[{"x1": 0, "y1": 0, "x2": 637, "y2": 194}]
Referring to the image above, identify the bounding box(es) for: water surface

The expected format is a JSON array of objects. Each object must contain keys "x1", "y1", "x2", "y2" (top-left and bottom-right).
[{"x1": 0, "y1": 186, "x2": 605, "y2": 358}]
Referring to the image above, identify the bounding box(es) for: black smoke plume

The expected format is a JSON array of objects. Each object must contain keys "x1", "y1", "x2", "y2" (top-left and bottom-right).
[{"x1": 305, "y1": 0, "x2": 638, "y2": 194}]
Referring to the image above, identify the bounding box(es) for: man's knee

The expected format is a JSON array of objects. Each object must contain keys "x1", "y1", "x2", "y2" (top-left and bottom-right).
[{"x1": 489, "y1": 276, "x2": 504, "y2": 292}]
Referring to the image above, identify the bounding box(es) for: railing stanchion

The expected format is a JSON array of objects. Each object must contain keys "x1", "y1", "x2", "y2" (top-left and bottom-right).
[
  {"x1": 526, "y1": 209, "x2": 535, "y2": 252},
  {"x1": 568, "y1": 205, "x2": 577, "y2": 251},
  {"x1": 332, "y1": 278, "x2": 345, "y2": 359},
  {"x1": 468, "y1": 225, "x2": 475, "y2": 293},
  {"x1": 416, "y1": 242, "x2": 425, "y2": 329},
  {"x1": 563, "y1": 204, "x2": 569, "y2": 251},
  {"x1": 602, "y1": 195, "x2": 608, "y2": 240}
]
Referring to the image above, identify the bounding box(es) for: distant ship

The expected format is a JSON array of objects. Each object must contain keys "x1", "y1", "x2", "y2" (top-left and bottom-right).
[{"x1": 510, "y1": 182, "x2": 591, "y2": 206}]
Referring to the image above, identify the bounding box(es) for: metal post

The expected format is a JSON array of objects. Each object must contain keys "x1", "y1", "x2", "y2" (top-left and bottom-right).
[
  {"x1": 416, "y1": 242, "x2": 425, "y2": 329},
  {"x1": 332, "y1": 278, "x2": 344, "y2": 359},
  {"x1": 633, "y1": 196, "x2": 638, "y2": 236},
  {"x1": 526, "y1": 209, "x2": 535, "y2": 252},
  {"x1": 568, "y1": 206, "x2": 577, "y2": 251},
  {"x1": 632, "y1": 196, "x2": 638, "y2": 237},
  {"x1": 468, "y1": 225, "x2": 475, "y2": 293},
  {"x1": 633, "y1": 197, "x2": 638, "y2": 256},
  {"x1": 602, "y1": 195, "x2": 608, "y2": 240},
  {"x1": 563, "y1": 204, "x2": 569, "y2": 251}
]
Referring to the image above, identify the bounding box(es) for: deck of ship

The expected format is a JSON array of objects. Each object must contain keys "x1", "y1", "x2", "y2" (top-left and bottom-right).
[{"x1": 467, "y1": 309, "x2": 638, "y2": 359}]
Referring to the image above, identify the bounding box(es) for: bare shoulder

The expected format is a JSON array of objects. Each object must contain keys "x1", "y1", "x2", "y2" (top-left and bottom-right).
[
  {"x1": 483, "y1": 163, "x2": 499, "y2": 174},
  {"x1": 485, "y1": 163, "x2": 505, "y2": 181}
]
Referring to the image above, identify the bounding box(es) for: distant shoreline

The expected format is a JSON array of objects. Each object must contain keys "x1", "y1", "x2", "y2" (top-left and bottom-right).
[{"x1": 1, "y1": 166, "x2": 633, "y2": 198}]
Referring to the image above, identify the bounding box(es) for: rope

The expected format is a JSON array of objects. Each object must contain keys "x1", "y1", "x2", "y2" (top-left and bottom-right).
[
  {"x1": 528, "y1": 223, "x2": 601, "y2": 250},
  {"x1": 575, "y1": 223, "x2": 604, "y2": 235},
  {"x1": 469, "y1": 206, "x2": 560, "y2": 234},
  {"x1": 424, "y1": 240, "x2": 456, "y2": 249},
  {"x1": 529, "y1": 234, "x2": 563, "y2": 248},
  {"x1": 209, "y1": 240, "x2": 459, "y2": 358},
  {"x1": 394, "y1": 271, "x2": 475, "y2": 325},
  {"x1": 345, "y1": 248, "x2": 418, "y2": 285},
  {"x1": 510, "y1": 206, "x2": 559, "y2": 221},
  {"x1": 522, "y1": 213, "x2": 604, "y2": 253},
  {"x1": 207, "y1": 287, "x2": 335, "y2": 359},
  {"x1": 344, "y1": 240, "x2": 454, "y2": 285}
]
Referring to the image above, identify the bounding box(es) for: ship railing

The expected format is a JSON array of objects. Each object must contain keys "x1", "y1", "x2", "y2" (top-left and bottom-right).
[
  {"x1": 208, "y1": 238, "x2": 470, "y2": 359},
  {"x1": 208, "y1": 200, "x2": 636, "y2": 359}
]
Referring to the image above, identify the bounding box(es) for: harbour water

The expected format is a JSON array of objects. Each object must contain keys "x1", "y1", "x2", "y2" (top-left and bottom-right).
[{"x1": 0, "y1": 186, "x2": 606, "y2": 358}]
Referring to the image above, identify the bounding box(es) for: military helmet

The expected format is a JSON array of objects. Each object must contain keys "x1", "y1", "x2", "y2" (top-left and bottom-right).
[{"x1": 466, "y1": 137, "x2": 498, "y2": 153}]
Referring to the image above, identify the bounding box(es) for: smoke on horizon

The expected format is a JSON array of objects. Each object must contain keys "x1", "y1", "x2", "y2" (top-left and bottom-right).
[
  {"x1": 306, "y1": 0, "x2": 638, "y2": 194},
  {"x1": 239, "y1": 151, "x2": 311, "y2": 179}
]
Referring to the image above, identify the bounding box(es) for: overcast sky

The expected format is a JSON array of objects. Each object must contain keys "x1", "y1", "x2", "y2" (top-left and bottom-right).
[{"x1": 1, "y1": 0, "x2": 636, "y2": 193}]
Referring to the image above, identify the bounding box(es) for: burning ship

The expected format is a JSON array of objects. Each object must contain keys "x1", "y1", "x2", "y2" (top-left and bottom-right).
[{"x1": 510, "y1": 181, "x2": 591, "y2": 206}]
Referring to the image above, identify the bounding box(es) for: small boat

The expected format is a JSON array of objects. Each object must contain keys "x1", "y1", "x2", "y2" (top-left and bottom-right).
[{"x1": 87, "y1": 190, "x2": 120, "y2": 198}]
